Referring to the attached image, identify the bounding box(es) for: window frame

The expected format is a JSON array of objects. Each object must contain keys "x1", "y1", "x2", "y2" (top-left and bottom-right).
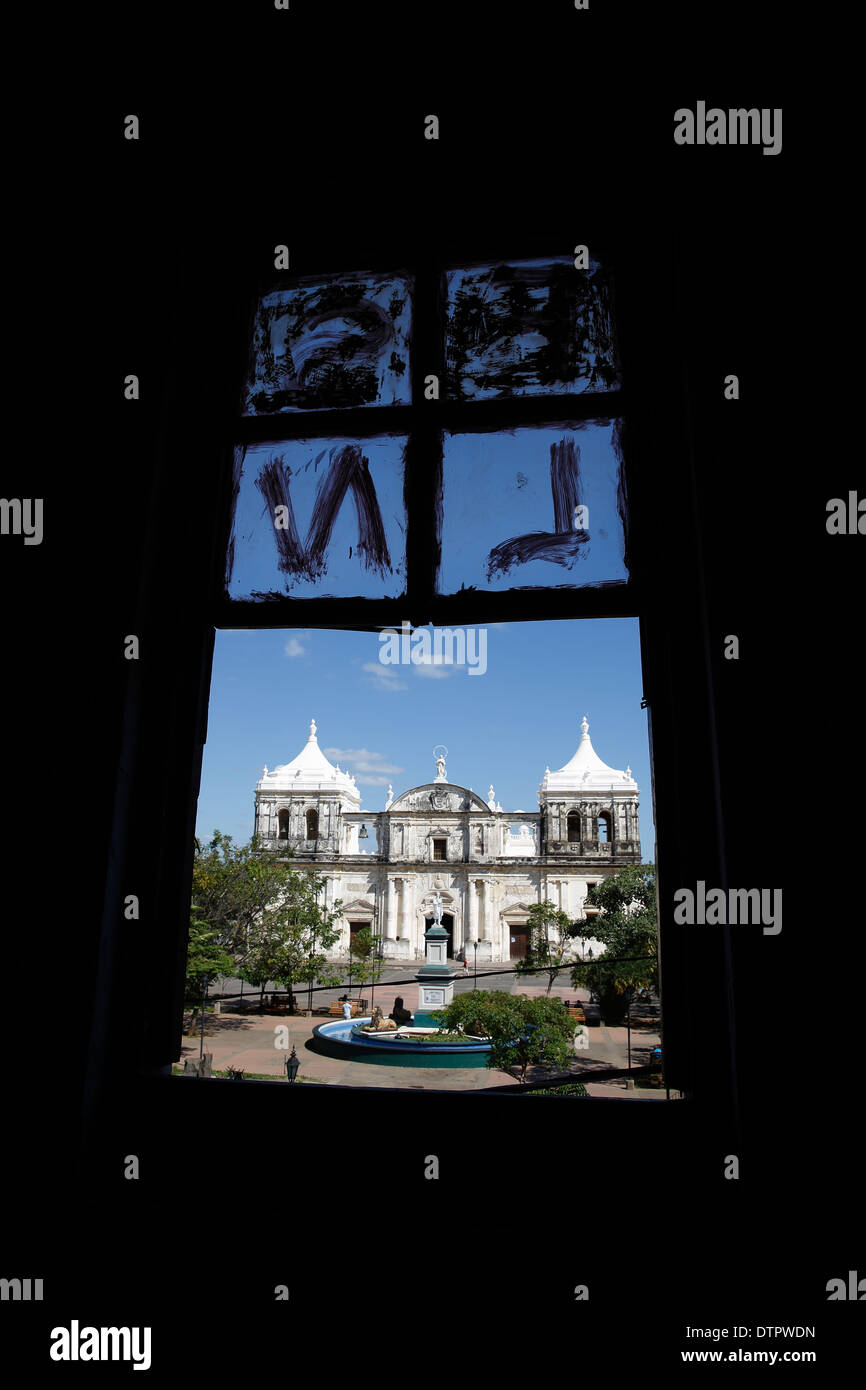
[
  {"x1": 87, "y1": 228, "x2": 735, "y2": 1155},
  {"x1": 218, "y1": 244, "x2": 633, "y2": 631}
]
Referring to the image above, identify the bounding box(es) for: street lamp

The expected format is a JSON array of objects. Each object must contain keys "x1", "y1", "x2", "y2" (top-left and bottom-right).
[
  {"x1": 626, "y1": 986, "x2": 634, "y2": 1073},
  {"x1": 199, "y1": 976, "x2": 208, "y2": 1065},
  {"x1": 285, "y1": 1046, "x2": 300, "y2": 1083},
  {"x1": 473, "y1": 939, "x2": 479, "y2": 991}
]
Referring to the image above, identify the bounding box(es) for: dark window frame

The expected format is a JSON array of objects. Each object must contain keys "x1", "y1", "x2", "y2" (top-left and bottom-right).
[
  {"x1": 87, "y1": 228, "x2": 734, "y2": 1164},
  {"x1": 218, "y1": 243, "x2": 632, "y2": 631}
]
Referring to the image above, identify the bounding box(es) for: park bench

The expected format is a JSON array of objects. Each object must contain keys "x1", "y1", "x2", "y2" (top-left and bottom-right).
[{"x1": 327, "y1": 999, "x2": 369, "y2": 1018}]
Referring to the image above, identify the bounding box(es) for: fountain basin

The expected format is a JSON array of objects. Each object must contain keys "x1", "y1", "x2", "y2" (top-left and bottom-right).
[{"x1": 310, "y1": 1018, "x2": 491, "y2": 1068}]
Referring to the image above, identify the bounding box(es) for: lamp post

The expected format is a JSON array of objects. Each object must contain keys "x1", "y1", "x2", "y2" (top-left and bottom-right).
[
  {"x1": 626, "y1": 986, "x2": 633, "y2": 1073},
  {"x1": 473, "y1": 939, "x2": 479, "y2": 991},
  {"x1": 285, "y1": 1046, "x2": 300, "y2": 1083},
  {"x1": 199, "y1": 976, "x2": 208, "y2": 1065}
]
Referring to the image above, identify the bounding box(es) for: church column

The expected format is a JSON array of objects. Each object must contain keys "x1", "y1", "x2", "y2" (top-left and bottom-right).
[
  {"x1": 478, "y1": 879, "x2": 488, "y2": 942},
  {"x1": 399, "y1": 877, "x2": 410, "y2": 940}
]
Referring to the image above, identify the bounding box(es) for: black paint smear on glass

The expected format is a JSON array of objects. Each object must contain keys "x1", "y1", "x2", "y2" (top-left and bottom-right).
[
  {"x1": 255, "y1": 455, "x2": 307, "y2": 577},
  {"x1": 486, "y1": 439, "x2": 588, "y2": 578},
  {"x1": 254, "y1": 446, "x2": 392, "y2": 586},
  {"x1": 306, "y1": 445, "x2": 392, "y2": 579},
  {"x1": 247, "y1": 280, "x2": 401, "y2": 414},
  {"x1": 446, "y1": 261, "x2": 620, "y2": 401}
]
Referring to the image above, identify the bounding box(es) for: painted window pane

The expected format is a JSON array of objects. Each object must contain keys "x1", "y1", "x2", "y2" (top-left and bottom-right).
[
  {"x1": 438, "y1": 422, "x2": 627, "y2": 594},
  {"x1": 445, "y1": 257, "x2": 620, "y2": 401},
  {"x1": 226, "y1": 436, "x2": 407, "y2": 600},
  {"x1": 243, "y1": 272, "x2": 413, "y2": 415}
]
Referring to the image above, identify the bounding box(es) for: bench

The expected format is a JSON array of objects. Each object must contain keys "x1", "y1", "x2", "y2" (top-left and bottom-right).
[{"x1": 327, "y1": 1000, "x2": 368, "y2": 1018}]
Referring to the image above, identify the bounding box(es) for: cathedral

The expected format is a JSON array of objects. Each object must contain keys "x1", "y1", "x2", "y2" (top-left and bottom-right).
[{"x1": 253, "y1": 716, "x2": 641, "y2": 964}]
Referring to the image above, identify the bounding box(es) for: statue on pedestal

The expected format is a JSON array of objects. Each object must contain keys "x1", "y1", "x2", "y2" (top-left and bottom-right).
[
  {"x1": 389, "y1": 996, "x2": 414, "y2": 1027},
  {"x1": 366, "y1": 1005, "x2": 397, "y2": 1032}
]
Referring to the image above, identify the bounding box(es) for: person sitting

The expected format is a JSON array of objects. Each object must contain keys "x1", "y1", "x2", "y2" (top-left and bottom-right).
[{"x1": 388, "y1": 995, "x2": 414, "y2": 1028}]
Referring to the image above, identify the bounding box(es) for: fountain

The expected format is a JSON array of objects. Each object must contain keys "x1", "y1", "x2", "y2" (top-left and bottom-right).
[{"x1": 310, "y1": 893, "x2": 492, "y2": 1068}]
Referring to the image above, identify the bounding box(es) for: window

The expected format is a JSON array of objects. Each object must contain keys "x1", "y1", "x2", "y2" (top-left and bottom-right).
[
  {"x1": 598, "y1": 811, "x2": 611, "y2": 843},
  {"x1": 121, "y1": 231, "x2": 724, "y2": 1117},
  {"x1": 221, "y1": 251, "x2": 627, "y2": 621},
  {"x1": 567, "y1": 811, "x2": 582, "y2": 842},
  {"x1": 306, "y1": 808, "x2": 319, "y2": 841},
  {"x1": 278, "y1": 809, "x2": 290, "y2": 840},
  {"x1": 433, "y1": 839, "x2": 447, "y2": 862}
]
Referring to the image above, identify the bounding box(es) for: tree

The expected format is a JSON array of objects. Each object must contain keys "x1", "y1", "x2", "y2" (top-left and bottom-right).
[
  {"x1": 191, "y1": 831, "x2": 301, "y2": 959},
  {"x1": 346, "y1": 926, "x2": 385, "y2": 1001},
  {"x1": 433, "y1": 990, "x2": 577, "y2": 1085},
  {"x1": 185, "y1": 910, "x2": 235, "y2": 1005},
  {"x1": 237, "y1": 865, "x2": 343, "y2": 1009},
  {"x1": 514, "y1": 900, "x2": 578, "y2": 994},
  {"x1": 184, "y1": 910, "x2": 235, "y2": 1035},
  {"x1": 570, "y1": 862, "x2": 658, "y2": 1024}
]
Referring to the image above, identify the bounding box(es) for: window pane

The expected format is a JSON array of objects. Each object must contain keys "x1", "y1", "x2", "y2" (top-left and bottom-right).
[
  {"x1": 243, "y1": 272, "x2": 413, "y2": 415},
  {"x1": 438, "y1": 422, "x2": 627, "y2": 594},
  {"x1": 445, "y1": 257, "x2": 620, "y2": 400},
  {"x1": 226, "y1": 436, "x2": 407, "y2": 600}
]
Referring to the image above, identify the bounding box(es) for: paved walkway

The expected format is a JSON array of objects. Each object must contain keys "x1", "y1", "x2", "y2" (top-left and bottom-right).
[{"x1": 178, "y1": 977, "x2": 662, "y2": 1094}]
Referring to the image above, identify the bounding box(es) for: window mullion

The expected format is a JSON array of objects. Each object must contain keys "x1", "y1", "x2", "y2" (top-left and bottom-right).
[{"x1": 405, "y1": 261, "x2": 445, "y2": 618}]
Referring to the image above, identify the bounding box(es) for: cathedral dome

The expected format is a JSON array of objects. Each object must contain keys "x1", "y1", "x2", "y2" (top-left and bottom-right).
[
  {"x1": 256, "y1": 719, "x2": 361, "y2": 807},
  {"x1": 540, "y1": 716, "x2": 638, "y2": 796}
]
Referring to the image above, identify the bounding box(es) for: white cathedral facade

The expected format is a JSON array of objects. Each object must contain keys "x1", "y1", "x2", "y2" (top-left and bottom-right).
[{"x1": 253, "y1": 716, "x2": 641, "y2": 964}]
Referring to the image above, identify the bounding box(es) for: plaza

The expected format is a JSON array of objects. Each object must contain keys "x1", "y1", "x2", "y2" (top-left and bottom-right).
[{"x1": 177, "y1": 966, "x2": 664, "y2": 1095}]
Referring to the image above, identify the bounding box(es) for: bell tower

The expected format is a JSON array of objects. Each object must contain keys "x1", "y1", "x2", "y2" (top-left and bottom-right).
[
  {"x1": 538, "y1": 715, "x2": 640, "y2": 863},
  {"x1": 254, "y1": 718, "x2": 361, "y2": 856}
]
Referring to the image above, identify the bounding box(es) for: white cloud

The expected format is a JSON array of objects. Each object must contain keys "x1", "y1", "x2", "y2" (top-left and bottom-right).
[
  {"x1": 413, "y1": 661, "x2": 453, "y2": 679},
  {"x1": 324, "y1": 746, "x2": 405, "y2": 787},
  {"x1": 284, "y1": 638, "x2": 306, "y2": 657},
  {"x1": 361, "y1": 661, "x2": 407, "y2": 692}
]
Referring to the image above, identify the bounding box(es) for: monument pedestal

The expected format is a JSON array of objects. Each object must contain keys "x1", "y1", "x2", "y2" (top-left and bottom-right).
[{"x1": 415, "y1": 919, "x2": 458, "y2": 1028}]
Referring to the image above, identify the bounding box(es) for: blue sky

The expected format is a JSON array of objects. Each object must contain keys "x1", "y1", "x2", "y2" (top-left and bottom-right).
[{"x1": 196, "y1": 618, "x2": 654, "y2": 860}]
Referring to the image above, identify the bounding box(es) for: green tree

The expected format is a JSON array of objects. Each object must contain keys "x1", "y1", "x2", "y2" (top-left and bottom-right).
[
  {"x1": 238, "y1": 866, "x2": 343, "y2": 1009},
  {"x1": 191, "y1": 831, "x2": 300, "y2": 959},
  {"x1": 184, "y1": 910, "x2": 235, "y2": 1033},
  {"x1": 571, "y1": 862, "x2": 658, "y2": 1024},
  {"x1": 514, "y1": 900, "x2": 578, "y2": 994},
  {"x1": 185, "y1": 910, "x2": 235, "y2": 1004},
  {"x1": 346, "y1": 926, "x2": 385, "y2": 1002},
  {"x1": 433, "y1": 990, "x2": 577, "y2": 1085}
]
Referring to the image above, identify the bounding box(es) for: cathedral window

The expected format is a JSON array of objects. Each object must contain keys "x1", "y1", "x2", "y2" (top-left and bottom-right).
[
  {"x1": 306, "y1": 809, "x2": 319, "y2": 841},
  {"x1": 278, "y1": 809, "x2": 290, "y2": 840},
  {"x1": 567, "y1": 811, "x2": 582, "y2": 843},
  {"x1": 433, "y1": 838, "x2": 447, "y2": 861},
  {"x1": 598, "y1": 811, "x2": 612, "y2": 843}
]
